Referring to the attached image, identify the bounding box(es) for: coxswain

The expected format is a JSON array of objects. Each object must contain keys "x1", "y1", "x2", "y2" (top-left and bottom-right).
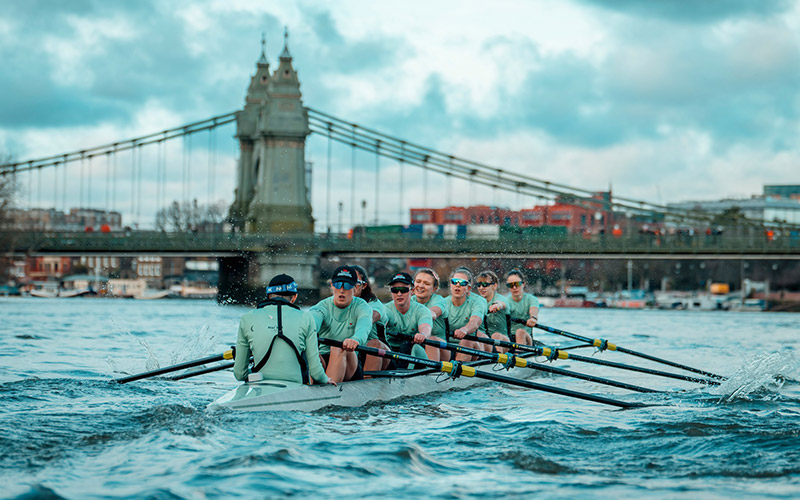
[
  {"x1": 446, "y1": 267, "x2": 491, "y2": 361},
  {"x1": 475, "y1": 270, "x2": 513, "y2": 353},
  {"x1": 411, "y1": 268, "x2": 449, "y2": 361},
  {"x1": 381, "y1": 272, "x2": 433, "y2": 368},
  {"x1": 233, "y1": 274, "x2": 330, "y2": 385},
  {"x1": 504, "y1": 269, "x2": 537, "y2": 346},
  {"x1": 309, "y1": 265, "x2": 373, "y2": 383}
]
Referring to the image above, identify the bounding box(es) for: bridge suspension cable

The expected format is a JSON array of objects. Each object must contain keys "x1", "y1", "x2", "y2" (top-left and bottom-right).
[
  {"x1": 0, "y1": 112, "x2": 237, "y2": 176},
  {"x1": 1, "y1": 111, "x2": 237, "y2": 230},
  {"x1": 307, "y1": 107, "x2": 788, "y2": 229}
]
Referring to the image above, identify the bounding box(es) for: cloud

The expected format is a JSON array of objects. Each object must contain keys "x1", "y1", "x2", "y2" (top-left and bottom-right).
[
  {"x1": 2, "y1": 0, "x2": 799, "y2": 229},
  {"x1": 578, "y1": 0, "x2": 795, "y2": 23}
]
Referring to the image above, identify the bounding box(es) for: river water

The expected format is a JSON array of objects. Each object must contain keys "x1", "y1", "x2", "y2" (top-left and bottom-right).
[{"x1": 1, "y1": 297, "x2": 799, "y2": 499}]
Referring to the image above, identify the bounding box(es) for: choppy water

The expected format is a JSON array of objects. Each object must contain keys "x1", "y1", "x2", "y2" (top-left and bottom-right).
[{"x1": 1, "y1": 297, "x2": 799, "y2": 499}]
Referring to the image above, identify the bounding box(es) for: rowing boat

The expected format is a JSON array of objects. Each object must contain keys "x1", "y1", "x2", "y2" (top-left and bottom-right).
[{"x1": 209, "y1": 355, "x2": 536, "y2": 412}]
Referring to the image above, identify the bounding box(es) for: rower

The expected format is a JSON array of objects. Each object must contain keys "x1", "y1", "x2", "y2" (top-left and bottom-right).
[
  {"x1": 446, "y1": 267, "x2": 491, "y2": 361},
  {"x1": 475, "y1": 270, "x2": 513, "y2": 353},
  {"x1": 381, "y1": 272, "x2": 433, "y2": 368},
  {"x1": 353, "y1": 264, "x2": 390, "y2": 372},
  {"x1": 309, "y1": 265, "x2": 373, "y2": 383},
  {"x1": 411, "y1": 268, "x2": 449, "y2": 361},
  {"x1": 233, "y1": 274, "x2": 331, "y2": 385},
  {"x1": 504, "y1": 269, "x2": 537, "y2": 346}
]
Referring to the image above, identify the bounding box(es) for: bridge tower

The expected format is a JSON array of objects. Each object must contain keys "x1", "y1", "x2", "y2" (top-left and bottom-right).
[
  {"x1": 221, "y1": 31, "x2": 318, "y2": 304},
  {"x1": 230, "y1": 30, "x2": 314, "y2": 234}
]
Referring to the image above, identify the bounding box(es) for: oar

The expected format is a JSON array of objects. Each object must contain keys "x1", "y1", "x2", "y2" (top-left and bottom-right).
[
  {"x1": 171, "y1": 361, "x2": 235, "y2": 381},
  {"x1": 319, "y1": 338, "x2": 648, "y2": 409},
  {"x1": 527, "y1": 322, "x2": 726, "y2": 380},
  {"x1": 394, "y1": 333, "x2": 659, "y2": 393},
  {"x1": 461, "y1": 334, "x2": 720, "y2": 385},
  {"x1": 115, "y1": 349, "x2": 234, "y2": 384}
]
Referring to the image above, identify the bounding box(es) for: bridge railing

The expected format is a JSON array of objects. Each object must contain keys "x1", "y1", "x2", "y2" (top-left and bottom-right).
[{"x1": 2, "y1": 230, "x2": 798, "y2": 256}]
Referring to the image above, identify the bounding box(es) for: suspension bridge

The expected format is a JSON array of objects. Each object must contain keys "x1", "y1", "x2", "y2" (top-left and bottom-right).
[{"x1": 1, "y1": 35, "x2": 797, "y2": 302}]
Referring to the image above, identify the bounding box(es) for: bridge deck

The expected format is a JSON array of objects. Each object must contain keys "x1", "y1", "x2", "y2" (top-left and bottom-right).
[{"x1": 3, "y1": 231, "x2": 798, "y2": 259}]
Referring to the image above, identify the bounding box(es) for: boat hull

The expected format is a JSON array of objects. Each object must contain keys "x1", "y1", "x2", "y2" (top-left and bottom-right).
[{"x1": 210, "y1": 360, "x2": 535, "y2": 412}]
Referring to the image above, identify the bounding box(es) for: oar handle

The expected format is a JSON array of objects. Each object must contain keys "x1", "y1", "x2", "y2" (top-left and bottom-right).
[
  {"x1": 115, "y1": 349, "x2": 234, "y2": 384},
  {"x1": 460, "y1": 333, "x2": 541, "y2": 354},
  {"x1": 319, "y1": 338, "x2": 454, "y2": 373}
]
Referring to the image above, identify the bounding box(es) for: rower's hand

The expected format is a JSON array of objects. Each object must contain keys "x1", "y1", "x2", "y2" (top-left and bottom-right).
[
  {"x1": 327, "y1": 380, "x2": 338, "y2": 387},
  {"x1": 488, "y1": 303, "x2": 502, "y2": 313},
  {"x1": 413, "y1": 333, "x2": 427, "y2": 344},
  {"x1": 342, "y1": 338, "x2": 359, "y2": 351},
  {"x1": 453, "y1": 328, "x2": 468, "y2": 339},
  {"x1": 526, "y1": 318, "x2": 537, "y2": 328}
]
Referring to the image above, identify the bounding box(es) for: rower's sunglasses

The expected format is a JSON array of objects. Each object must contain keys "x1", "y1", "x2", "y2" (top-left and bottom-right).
[
  {"x1": 475, "y1": 282, "x2": 495, "y2": 288},
  {"x1": 450, "y1": 278, "x2": 470, "y2": 287},
  {"x1": 332, "y1": 281, "x2": 355, "y2": 290},
  {"x1": 390, "y1": 286, "x2": 410, "y2": 294},
  {"x1": 506, "y1": 281, "x2": 523, "y2": 289}
]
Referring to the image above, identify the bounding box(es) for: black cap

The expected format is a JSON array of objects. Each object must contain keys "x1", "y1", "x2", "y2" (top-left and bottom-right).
[
  {"x1": 331, "y1": 265, "x2": 358, "y2": 286},
  {"x1": 266, "y1": 274, "x2": 297, "y2": 296},
  {"x1": 386, "y1": 272, "x2": 413, "y2": 286}
]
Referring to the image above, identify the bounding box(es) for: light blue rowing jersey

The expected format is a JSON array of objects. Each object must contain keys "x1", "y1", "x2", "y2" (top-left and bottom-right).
[{"x1": 411, "y1": 293, "x2": 448, "y2": 338}]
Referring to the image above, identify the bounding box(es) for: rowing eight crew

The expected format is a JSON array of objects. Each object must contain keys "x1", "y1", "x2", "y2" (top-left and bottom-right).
[{"x1": 233, "y1": 265, "x2": 540, "y2": 385}]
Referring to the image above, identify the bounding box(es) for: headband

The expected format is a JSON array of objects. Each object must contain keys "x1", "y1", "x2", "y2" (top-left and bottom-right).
[{"x1": 265, "y1": 281, "x2": 298, "y2": 295}]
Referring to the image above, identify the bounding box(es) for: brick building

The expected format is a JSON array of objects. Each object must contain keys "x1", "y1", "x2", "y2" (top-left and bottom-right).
[{"x1": 410, "y1": 192, "x2": 615, "y2": 234}]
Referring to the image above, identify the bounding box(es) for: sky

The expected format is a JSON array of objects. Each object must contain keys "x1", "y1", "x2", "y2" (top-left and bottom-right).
[{"x1": 1, "y1": 0, "x2": 799, "y2": 229}]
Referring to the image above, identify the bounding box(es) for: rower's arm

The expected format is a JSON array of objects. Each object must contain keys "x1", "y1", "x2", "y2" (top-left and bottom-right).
[
  {"x1": 418, "y1": 323, "x2": 432, "y2": 337},
  {"x1": 417, "y1": 307, "x2": 433, "y2": 338},
  {"x1": 429, "y1": 305, "x2": 442, "y2": 321},
  {"x1": 232, "y1": 320, "x2": 251, "y2": 381},
  {"x1": 302, "y1": 314, "x2": 329, "y2": 384},
  {"x1": 350, "y1": 301, "x2": 373, "y2": 345},
  {"x1": 465, "y1": 314, "x2": 482, "y2": 334},
  {"x1": 527, "y1": 305, "x2": 540, "y2": 327},
  {"x1": 308, "y1": 303, "x2": 326, "y2": 330}
]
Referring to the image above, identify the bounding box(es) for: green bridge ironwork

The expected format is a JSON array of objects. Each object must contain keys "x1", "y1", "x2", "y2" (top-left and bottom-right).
[{"x1": 4, "y1": 231, "x2": 798, "y2": 260}]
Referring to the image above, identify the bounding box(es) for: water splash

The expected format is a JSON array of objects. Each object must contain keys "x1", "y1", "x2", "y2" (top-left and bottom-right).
[
  {"x1": 107, "y1": 323, "x2": 223, "y2": 375},
  {"x1": 171, "y1": 323, "x2": 222, "y2": 364},
  {"x1": 713, "y1": 351, "x2": 799, "y2": 402}
]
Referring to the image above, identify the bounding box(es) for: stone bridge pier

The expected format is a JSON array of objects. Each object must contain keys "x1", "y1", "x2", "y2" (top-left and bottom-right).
[{"x1": 221, "y1": 33, "x2": 319, "y2": 303}]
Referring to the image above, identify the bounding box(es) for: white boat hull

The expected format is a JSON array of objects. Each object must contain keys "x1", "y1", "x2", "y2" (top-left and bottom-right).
[{"x1": 210, "y1": 360, "x2": 535, "y2": 412}]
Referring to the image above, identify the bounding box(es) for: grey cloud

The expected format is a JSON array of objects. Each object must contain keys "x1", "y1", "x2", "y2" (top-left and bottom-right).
[
  {"x1": 3, "y1": 0, "x2": 798, "y2": 166},
  {"x1": 430, "y1": 24, "x2": 799, "y2": 153},
  {"x1": 0, "y1": 1, "x2": 283, "y2": 128},
  {"x1": 298, "y1": 6, "x2": 404, "y2": 75},
  {"x1": 578, "y1": 0, "x2": 795, "y2": 23}
]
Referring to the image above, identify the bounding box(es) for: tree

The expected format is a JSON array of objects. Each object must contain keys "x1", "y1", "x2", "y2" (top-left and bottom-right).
[
  {"x1": 155, "y1": 198, "x2": 228, "y2": 232},
  {"x1": 710, "y1": 206, "x2": 752, "y2": 237},
  {"x1": 0, "y1": 154, "x2": 19, "y2": 283}
]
